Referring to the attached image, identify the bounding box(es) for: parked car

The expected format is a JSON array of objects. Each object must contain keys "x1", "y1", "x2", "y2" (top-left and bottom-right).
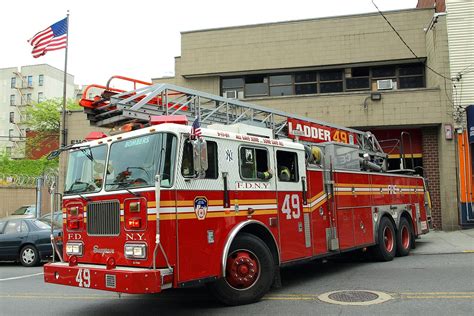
[
  {"x1": 40, "y1": 211, "x2": 63, "y2": 228},
  {"x1": 0, "y1": 217, "x2": 62, "y2": 266},
  {"x1": 8, "y1": 204, "x2": 36, "y2": 219}
]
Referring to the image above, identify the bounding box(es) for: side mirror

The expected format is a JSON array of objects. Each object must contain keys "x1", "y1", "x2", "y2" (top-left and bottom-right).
[
  {"x1": 47, "y1": 149, "x2": 61, "y2": 160},
  {"x1": 192, "y1": 138, "x2": 208, "y2": 178}
]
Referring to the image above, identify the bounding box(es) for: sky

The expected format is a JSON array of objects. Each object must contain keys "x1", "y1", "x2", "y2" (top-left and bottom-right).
[{"x1": 0, "y1": 0, "x2": 418, "y2": 87}]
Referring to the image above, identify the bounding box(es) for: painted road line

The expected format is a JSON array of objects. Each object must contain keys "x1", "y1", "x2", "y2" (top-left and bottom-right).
[
  {"x1": 400, "y1": 292, "x2": 474, "y2": 295},
  {"x1": 0, "y1": 272, "x2": 44, "y2": 282},
  {"x1": 462, "y1": 250, "x2": 474, "y2": 253}
]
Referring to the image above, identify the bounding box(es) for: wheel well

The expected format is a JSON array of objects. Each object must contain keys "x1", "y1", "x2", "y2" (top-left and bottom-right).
[{"x1": 238, "y1": 224, "x2": 280, "y2": 266}]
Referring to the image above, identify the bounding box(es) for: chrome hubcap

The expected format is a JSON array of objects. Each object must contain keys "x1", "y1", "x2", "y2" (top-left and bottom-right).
[{"x1": 22, "y1": 248, "x2": 35, "y2": 264}]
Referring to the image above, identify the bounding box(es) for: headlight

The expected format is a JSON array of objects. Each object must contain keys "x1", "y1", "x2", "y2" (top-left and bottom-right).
[
  {"x1": 124, "y1": 243, "x2": 147, "y2": 259},
  {"x1": 66, "y1": 242, "x2": 83, "y2": 256}
]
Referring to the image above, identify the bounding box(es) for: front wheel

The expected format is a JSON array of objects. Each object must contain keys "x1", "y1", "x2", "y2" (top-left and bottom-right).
[
  {"x1": 371, "y1": 216, "x2": 396, "y2": 262},
  {"x1": 20, "y1": 245, "x2": 40, "y2": 267},
  {"x1": 208, "y1": 233, "x2": 275, "y2": 305}
]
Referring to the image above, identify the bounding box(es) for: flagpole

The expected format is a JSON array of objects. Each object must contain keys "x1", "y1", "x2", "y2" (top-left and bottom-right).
[{"x1": 61, "y1": 11, "x2": 69, "y2": 147}]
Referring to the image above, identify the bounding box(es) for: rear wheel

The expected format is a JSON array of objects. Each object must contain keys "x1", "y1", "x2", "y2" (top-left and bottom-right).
[
  {"x1": 396, "y1": 217, "x2": 413, "y2": 257},
  {"x1": 371, "y1": 216, "x2": 396, "y2": 261},
  {"x1": 20, "y1": 245, "x2": 40, "y2": 267},
  {"x1": 208, "y1": 233, "x2": 275, "y2": 305}
]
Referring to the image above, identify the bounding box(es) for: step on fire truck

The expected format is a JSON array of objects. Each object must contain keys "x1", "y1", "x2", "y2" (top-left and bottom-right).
[{"x1": 45, "y1": 76, "x2": 431, "y2": 305}]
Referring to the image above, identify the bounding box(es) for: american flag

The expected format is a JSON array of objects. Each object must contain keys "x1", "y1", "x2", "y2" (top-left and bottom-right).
[
  {"x1": 191, "y1": 117, "x2": 202, "y2": 138},
  {"x1": 28, "y1": 17, "x2": 68, "y2": 58}
]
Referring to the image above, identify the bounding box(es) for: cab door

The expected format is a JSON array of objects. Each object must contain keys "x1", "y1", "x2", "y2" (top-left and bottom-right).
[{"x1": 275, "y1": 148, "x2": 312, "y2": 262}]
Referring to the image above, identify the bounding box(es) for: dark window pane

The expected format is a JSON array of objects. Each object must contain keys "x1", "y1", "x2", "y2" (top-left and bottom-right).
[
  {"x1": 295, "y1": 72, "x2": 316, "y2": 83},
  {"x1": 270, "y1": 75, "x2": 292, "y2": 85},
  {"x1": 399, "y1": 64, "x2": 424, "y2": 76},
  {"x1": 295, "y1": 84, "x2": 317, "y2": 95},
  {"x1": 245, "y1": 75, "x2": 266, "y2": 84},
  {"x1": 320, "y1": 70, "x2": 342, "y2": 81},
  {"x1": 351, "y1": 67, "x2": 369, "y2": 77},
  {"x1": 270, "y1": 86, "x2": 293, "y2": 96},
  {"x1": 222, "y1": 78, "x2": 244, "y2": 89},
  {"x1": 245, "y1": 83, "x2": 268, "y2": 96},
  {"x1": 399, "y1": 76, "x2": 424, "y2": 89},
  {"x1": 346, "y1": 77, "x2": 370, "y2": 90},
  {"x1": 372, "y1": 66, "x2": 395, "y2": 77},
  {"x1": 320, "y1": 82, "x2": 343, "y2": 93}
]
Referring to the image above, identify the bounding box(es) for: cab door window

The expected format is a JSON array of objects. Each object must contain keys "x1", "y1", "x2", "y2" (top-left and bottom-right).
[
  {"x1": 276, "y1": 150, "x2": 299, "y2": 182},
  {"x1": 240, "y1": 147, "x2": 271, "y2": 180},
  {"x1": 181, "y1": 139, "x2": 218, "y2": 179}
]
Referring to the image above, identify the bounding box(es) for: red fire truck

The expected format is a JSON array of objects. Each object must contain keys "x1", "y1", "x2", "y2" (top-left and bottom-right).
[{"x1": 44, "y1": 77, "x2": 431, "y2": 305}]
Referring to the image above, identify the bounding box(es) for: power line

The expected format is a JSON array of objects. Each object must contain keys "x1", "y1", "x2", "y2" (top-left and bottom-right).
[{"x1": 371, "y1": 0, "x2": 454, "y2": 82}]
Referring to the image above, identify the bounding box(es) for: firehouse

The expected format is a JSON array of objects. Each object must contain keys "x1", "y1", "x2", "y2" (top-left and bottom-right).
[{"x1": 44, "y1": 78, "x2": 430, "y2": 305}]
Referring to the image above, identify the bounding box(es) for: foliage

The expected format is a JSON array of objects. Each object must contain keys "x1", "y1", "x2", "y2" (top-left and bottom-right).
[
  {"x1": 25, "y1": 98, "x2": 81, "y2": 132},
  {"x1": 0, "y1": 154, "x2": 58, "y2": 177},
  {"x1": 24, "y1": 98, "x2": 82, "y2": 157}
]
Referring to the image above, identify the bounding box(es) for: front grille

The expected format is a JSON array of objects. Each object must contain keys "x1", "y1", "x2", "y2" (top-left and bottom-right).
[{"x1": 87, "y1": 201, "x2": 120, "y2": 235}]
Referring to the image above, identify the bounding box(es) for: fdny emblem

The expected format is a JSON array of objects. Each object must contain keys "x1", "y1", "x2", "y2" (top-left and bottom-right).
[{"x1": 194, "y1": 197, "x2": 208, "y2": 220}]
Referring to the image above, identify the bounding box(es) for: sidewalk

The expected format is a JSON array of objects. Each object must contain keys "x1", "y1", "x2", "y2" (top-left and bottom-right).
[{"x1": 412, "y1": 228, "x2": 474, "y2": 255}]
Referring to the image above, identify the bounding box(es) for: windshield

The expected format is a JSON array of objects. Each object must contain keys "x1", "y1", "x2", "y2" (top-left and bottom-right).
[
  {"x1": 105, "y1": 133, "x2": 177, "y2": 190},
  {"x1": 64, "y1": 145, "x2": 107, "y2": 195},
  {"x1": 32, "y1": 220, "x2": 51, "y2": 230},
  {"x1": 12, "y1": 206, "x2": 32, "y2": 215}
]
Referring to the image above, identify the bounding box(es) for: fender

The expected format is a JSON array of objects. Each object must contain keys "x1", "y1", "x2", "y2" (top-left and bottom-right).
[{"x1": 221, "y1": 220, "x2": 280, "y2": 277}]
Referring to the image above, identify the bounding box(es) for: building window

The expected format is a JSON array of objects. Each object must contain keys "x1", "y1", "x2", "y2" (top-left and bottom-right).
[
  {"x1": 38, "y1": 92, "x2": 44, "y2": 102},
  {"x1": 27, "y1": 76, "x2": 33, "y2": 87},
  {"x1": 11, "y1": 77, "x2": 16, "y2": 88},
  {"x1": 10, "y1": 94, "x2": 15, "y2": 106},
  {"x1": 26, "y1": 93, "x2": 32, "y2": 104},
  {"x1": 398, "y1": 64, "x2": 424, "y2": 89},
  {"x1": 9, "y1": 129, "x2": 14, "y2": 141},
  {"x1": 221, "y1": 62, "x2": 425, "y2": 98},
  {"x1": 319, "y1": 70, "x2": 343, "y2": 93},
  {"x1": 9, "y1": 112, "x2": 14, "y2": 123},
  {"x1": 222, "y1": 78, "x2": 244, "y2": 98},
  {"x1": 244, "y1": 75, "x2": 268, "y2": 97},
  {"x1": 269, "y1": 74, "x2": 293, "y2": 96},
  {"x1": 345, "y1": 67, "x2": 370, "y2": 90},
  {"x1": 38, "y1": 74, "x2": 44, "y2": 86}
]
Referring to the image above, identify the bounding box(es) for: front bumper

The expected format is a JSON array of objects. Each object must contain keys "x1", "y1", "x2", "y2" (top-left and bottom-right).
[{"x1": 44, "y1": 262, "x2": 172, "y2": 294}]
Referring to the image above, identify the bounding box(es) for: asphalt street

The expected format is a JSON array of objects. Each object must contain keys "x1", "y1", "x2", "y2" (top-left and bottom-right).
[{"x1": 0, "y1": 248, "x2": 473, "y2": 316}]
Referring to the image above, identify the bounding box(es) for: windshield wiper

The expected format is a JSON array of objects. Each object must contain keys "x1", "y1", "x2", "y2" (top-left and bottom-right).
[
  {"x1": 47, "y1": 144, "x2": 91, "y2": 160},
  {"x1": 109, "y1": 181, "x2": 141, "y2": 197}
]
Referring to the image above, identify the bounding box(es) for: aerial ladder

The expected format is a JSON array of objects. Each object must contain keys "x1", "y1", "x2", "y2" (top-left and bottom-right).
[{"x1": 79, "y1": 76, "x2": 388, "y2": 170}]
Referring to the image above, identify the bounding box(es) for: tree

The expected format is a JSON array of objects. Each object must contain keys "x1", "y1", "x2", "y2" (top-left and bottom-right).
[
  {"x1": 25, "y1": 98, "x2": 81, "y2": 158},
  {"x1": 25, "y1": 98, "x2": 81, "y2": 133}
]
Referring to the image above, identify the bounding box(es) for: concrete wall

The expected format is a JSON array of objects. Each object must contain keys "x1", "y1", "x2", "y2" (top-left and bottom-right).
[
  {"x1": 0, "y1": 186, "x2": 51, "y2": 218},
  {"x1": 179, "y1": 9, "x2": 432, "y2": 77}
]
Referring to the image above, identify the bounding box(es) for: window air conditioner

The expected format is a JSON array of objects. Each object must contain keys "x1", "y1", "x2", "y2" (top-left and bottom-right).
[
  {"x1": 223, "y1": 90, "x2": 238, "y2": 99},
  {"x1": 377, "y1": 79, "x2": 394, "y2": 90}
]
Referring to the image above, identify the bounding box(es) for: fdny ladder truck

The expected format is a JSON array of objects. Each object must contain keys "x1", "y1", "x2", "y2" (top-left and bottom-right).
[{"x1": 44, "y1": 76, "x2": 431, "y2": 305}]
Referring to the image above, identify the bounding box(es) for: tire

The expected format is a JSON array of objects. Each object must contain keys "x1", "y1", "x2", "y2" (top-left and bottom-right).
[
  {"x1": 371, "y1": 216, "x2": 396, "y2": 262},
  {"x1": 20, "y1": 245, "x2": 40, "y2": 267},
  {"x1": 208, "y1": 233, "x2": 275, "y2": 305},
  {"x1": 396, "y1": 217, "x2": 413, "y2": 257}
]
